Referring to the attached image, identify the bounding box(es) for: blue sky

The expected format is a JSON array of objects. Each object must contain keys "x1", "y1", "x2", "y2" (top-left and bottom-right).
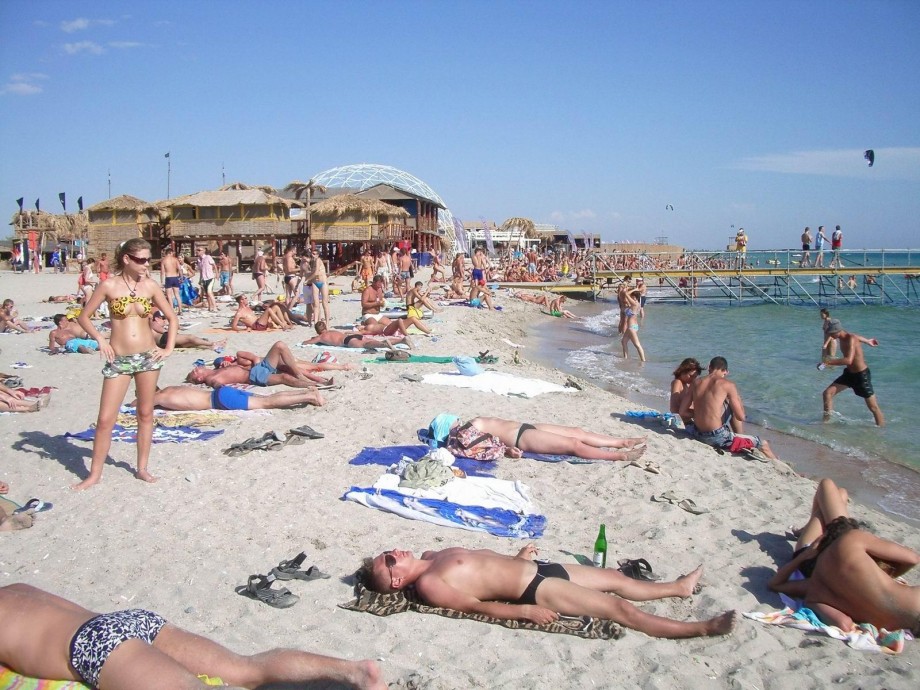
[{"x1": 1, "y1": 0, "x2": 918, "y2": 249}]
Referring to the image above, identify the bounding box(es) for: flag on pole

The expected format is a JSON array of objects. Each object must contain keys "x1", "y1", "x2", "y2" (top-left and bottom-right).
[
  {"x1": 59, "y1": 192, "x2": 66, "y2": 211},
  {"x1": 35, "y1": 198, "x2": 40, "y2": 212},
  {"x1": 77, "y1": 196, "x2": 84, "y2": 212},
  {"x1": 16, "y1": 197, "x2": 23, "y2": 212}
]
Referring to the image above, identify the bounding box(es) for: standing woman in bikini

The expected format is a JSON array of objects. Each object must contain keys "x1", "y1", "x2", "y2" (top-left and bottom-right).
[
  {"x1": 74, "y1": 238, "x2": 177, "y2": 490},
  {"x1": 620, "y1": 288, "x2": 646, "y2": 361}
]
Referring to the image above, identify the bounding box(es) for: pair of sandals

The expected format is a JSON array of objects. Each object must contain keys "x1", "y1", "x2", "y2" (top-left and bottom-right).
[
  {"x1": 616, "y1": 558, "x2": 661, "y2": 582},
  {"x1": 236, "y1": 552, "x2": 330, "y2": 609},
  {"x1": 651, "y1": 490, "x2": 710, "y2": 514},
  {"x1": 223, "y1": 426, "x2": 324, "y2": 457}
]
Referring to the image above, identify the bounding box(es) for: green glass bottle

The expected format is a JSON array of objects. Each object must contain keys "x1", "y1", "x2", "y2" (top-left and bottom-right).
[{"x1": 592, "y1": 524, "x2": 607, "y2": 568}]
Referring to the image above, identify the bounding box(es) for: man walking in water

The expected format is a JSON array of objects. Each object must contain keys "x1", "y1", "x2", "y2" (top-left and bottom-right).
[
  {"x1": 680, "y1": 356, "x2": 777, "y2": 458},
  {"x1": 821, "y1": 319, "x2": 884, "y2": 426}
]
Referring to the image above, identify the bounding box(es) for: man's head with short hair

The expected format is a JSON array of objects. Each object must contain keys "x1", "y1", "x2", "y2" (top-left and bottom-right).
[
  {"x1": 414, "y1": 281, "x2": 423, "y2": 288},
  {"x1": 709, "y1": 356, "x2": 728, "y2": 372},
  {"x1": 235, "y1": 294, "x2": 247, "y2": 305},
  {"x1": 372, "y1": 275, "x2": 384, "y2": 287},
  {"x1": 53, "y1": 314, "x2": 68, "y2": 327},
  {"x1": 361, "y1": 551, "x2": 407, "y2": 594},
  {"x1": 314, "y1": 320, "x2": 327, "y2": 334},
  {"x1": 185, "y1": 367, "x2": 208, "y2": 384}
]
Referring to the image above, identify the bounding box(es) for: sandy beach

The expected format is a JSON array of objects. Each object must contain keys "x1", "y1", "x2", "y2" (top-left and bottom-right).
[{"x1": 1, "y1": 268, "x2": 918, "y2": 689}]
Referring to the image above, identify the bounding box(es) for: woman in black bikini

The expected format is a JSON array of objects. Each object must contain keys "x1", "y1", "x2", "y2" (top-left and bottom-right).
[{"x1": 75, "y1": 239, "x2": 177, "y2": 490}]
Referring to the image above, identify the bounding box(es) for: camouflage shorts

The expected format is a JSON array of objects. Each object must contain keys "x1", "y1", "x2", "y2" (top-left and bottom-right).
[{"x1": 101, "y1": 350, "x2": 164, "y2": 379}]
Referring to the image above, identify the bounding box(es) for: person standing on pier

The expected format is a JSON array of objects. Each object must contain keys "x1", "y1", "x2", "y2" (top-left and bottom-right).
[
  {"x1": 734, "y1": 228, "x2": 748, "y2": 269},
  {"x1": 821, "y1": 320, "x2": 884, "y2": 427},
  {"x1": 800, "y1": 227, "x2": 812, "y2": 268},
  {"x1": 814, "y1": 226, "x2": 828, "y2": 268},
  {"x1": 830, "y1": 225, "x2": 843, "y2": 267}
]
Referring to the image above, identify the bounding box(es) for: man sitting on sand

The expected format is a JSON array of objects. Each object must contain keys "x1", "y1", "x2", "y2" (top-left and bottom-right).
[
  {"x1": 0, "y1": 299, "x2": 35, "y2": 333},
  {"x1": 680, "y1": 356, "x2": 777, "y2": 459},
  {"x1": 0, "y1": 382, "x2": 50, "y2": 413},
  {"x1": 405, "y1": 281, "x2": 441, "y2": 319},
  {"x1": 48, "y1": 314, "x2": 98, "y2": 354},
  {"x1": 142, "y1": 385, "x2": 324, "y2": 411},
  {"x1": 229, "y1": 294, "x2": 291, "y2": 332},
  {"x1": 361, "y1": 275, "x2": 387, "y2": 315},
  {"x1": 363, "y1": 544, "x2": 736, "y2": 639},
  {"x1": 0, "y1": 583, "x2": 383, "y2": 689},
  {"x1": 150, "y1": 310, "x2": 226, "y2": 351},
  {"x1": 186, "y1": 342, "x2": 336, "y2": 389},
  {"x1": 303, "y1": 321, "x2": 413, "y2": 350},
  {"x1": 431, "y1": 415, "x2": 646, "y2": 462}
]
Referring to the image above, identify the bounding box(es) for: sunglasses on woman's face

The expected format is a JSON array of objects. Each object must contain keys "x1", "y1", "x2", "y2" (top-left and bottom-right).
[{"x1": 126, "y1": 254, "x2": 150, "y2": 265}]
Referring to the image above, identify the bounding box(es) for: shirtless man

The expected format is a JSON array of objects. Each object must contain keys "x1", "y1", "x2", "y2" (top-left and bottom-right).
[
  {"x1": 376, "y1": 249, "x2": 393, "y2": 291},
  {"x1": 150, "y1": 310, "x2": 225, "y2": 350},
  {"x1": 469, "y1": 247, "x2": 488, "y2": 301},
  {"x1": 229, "y1": 295, "x2": 291, "y2": 332},
  {"x1": 361, "y1": 275, "x2": 387, "y2": 315},
  {"x1": 359, "y1": 249, "x2": 375, "y2": 289},
  {"x1": 282, "y1": 245, "x2": 299, "y2": 304},
  {"x1": 680, "y1": 356, "x2": 777, "y2": 458},
  {"x1": 301, "y1": 247, "x2": 330, "y2": 324},
  {"x1": 251, "y1": 250, "x2": 268, "y2": 303},
  {"x1": 429, "y1": 252, "x2": 446, "y2": 282},
  {"x1": 0, "y1": 299, "x2": 35, "y2": 333},
  {"x1": 443, "y1": 275, "x2": 465, "y2": 299},
  {"x1": 548, "y1": 294, "x2": 577, "y2": 319},
  {"x1": 185, "y1": 342, "x2": 330, "y2": 388},
  {"x1": 821, "y1": 320, "x2": 884, "y2": 426},
  {"x1": 451, "y1": 252, "x2": 466, "y2": 282},
  {"x1": 218, "y1": 251, "x2": 234, "y2": 296},
  {"x1": 48, "y1": 314, "x2": 98, "y2": 354},
  {"x1": 160, "y1": 247, "x2": 183, "y2": 315},
  {"x1": 364, "y1": 545, "x2": 736, "y2": 639},
  {"x1": 397, "y1": 249, "x2": 413, "y2": 286},
  {"x1": 303, "y1": 321, "x2": 413, "y2": 350},
  {"x1": 405, "y1": 281, "x2": 440, "y2": 319},
  {"x1": 0, "y1": 583, "x2": 383, "y2": 690},
  {"x1": 146, "y1": 385, "x2": 324, "y2": 411}
]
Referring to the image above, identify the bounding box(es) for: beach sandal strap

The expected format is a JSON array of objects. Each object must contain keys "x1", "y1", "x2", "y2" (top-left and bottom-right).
[{"x1": 237, "y1": 575, "x2": 299, "y2": 608}]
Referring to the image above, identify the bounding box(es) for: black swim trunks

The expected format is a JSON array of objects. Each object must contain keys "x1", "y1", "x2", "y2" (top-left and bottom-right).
[
  {"x1": 513, "y1": 561, "x2": 570, "y2": 605},
  {"x1": 157, "y1": 331, "x2": 168, "y2": 348},
  {"x1": 343, "y1": 334, "x2": 362, "y2": 346},
  {"x1": 515, "y1": 423, "x2": 535, "y2": 448},
  {"x1": 832, "y1": 367, "x2": 874, "y2": 399}
]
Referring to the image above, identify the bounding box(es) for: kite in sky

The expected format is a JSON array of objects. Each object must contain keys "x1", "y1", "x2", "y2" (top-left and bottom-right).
[
  {"x1": 665, "y1": 204, "x2": 674, "y2": 211},
  {"x1": 864, "y1": 149, "x2": 875, "y2": 167}
]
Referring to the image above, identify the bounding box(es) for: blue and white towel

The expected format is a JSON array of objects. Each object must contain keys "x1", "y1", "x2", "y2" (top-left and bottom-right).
[{"x1": 66, "y1": 424, "x2": 224, "y2": 444}]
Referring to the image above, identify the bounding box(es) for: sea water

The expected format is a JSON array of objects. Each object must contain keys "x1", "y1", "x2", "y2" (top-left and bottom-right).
[{"x1": 528, "y1": 299, "x2": 920, "y2": 523}]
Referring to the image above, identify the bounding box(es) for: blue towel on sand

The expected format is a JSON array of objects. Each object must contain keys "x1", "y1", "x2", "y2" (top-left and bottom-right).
[
  {"x1": 349, "y1": 444, "x2": 596, "y2": 470},
  {"x1": 66, "y1": 424, "x2": 223, "y2": 444}
]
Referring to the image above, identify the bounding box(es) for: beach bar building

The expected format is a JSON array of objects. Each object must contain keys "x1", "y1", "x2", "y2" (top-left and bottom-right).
[
  {"x1": 86, "y1": 195, "x2": 161, "y2": 260},
  {"x1": 10, "y1": 209, "x2": 89, "y2": 268},
  {"x1": 307, "y1": 193, "x2": 411, "y2": 245}
]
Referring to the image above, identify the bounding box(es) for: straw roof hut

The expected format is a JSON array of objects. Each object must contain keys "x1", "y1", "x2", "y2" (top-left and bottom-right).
[
  {"x1": 10, "y1": 210, "x2": 88, "y2": 244},
  {"x1": 309, "y1": 194, "x2": 410, "y2": 243},
  {"x1": 86, "y1": 195, "x2": 162, "y2": 259},
  {"x1": 500, "y1": 217, "x2": 536, "y2": 236},
  {"x1": 160, "y1": 187, "x2": 302, "y2": 241}
]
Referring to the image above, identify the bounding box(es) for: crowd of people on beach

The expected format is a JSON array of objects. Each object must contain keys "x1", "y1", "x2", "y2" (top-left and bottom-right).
[{"x1": 0, "y1": 236, "x2": 916, "y2": 689}]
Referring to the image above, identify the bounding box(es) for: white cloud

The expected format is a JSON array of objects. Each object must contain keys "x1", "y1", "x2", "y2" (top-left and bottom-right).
[
  {"x1": 1, "y1": 73, "x2": 49, "y2": 96},
  {"x1": 63, "y1": 41, "x2": 104, "y2": 55},
  {"x1": 61, "y1": 18, "x2": 115, "y2": 33},
  {"x1": 734, "y1": 148, "x2": 920, "y2": 181},
  {"x1": 109, "y1": 41, "x2": 143, "y2": 49}
]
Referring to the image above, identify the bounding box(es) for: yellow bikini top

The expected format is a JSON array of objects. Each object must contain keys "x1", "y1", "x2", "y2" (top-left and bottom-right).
[{"x1": 110, "y1": 294, "x2": 153, "y2": 318}]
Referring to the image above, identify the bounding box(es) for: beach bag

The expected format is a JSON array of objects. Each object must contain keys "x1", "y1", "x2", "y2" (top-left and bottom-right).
[
  {"x1": 385, "y1": 350, "x2": 410, "y2": 361},
  {"x1": 446, "y1": 422, "x2": 507, "y2": 462},
  {"x1": 453, "y1": 356, "x2": 483, "y2": 376}
]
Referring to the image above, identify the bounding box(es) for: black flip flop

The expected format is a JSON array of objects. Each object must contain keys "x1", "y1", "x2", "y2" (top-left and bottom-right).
[
  {"x1": 235, "y1": 574, "x2": 299, "y2": 608},
  {"x1": 288, "y1": 425, "x2": 324, "y2": 440},
  {"x1": 617, "y1": 558, "x2": 661, "y2": 582},
  {"x1": 271, "y1": 552, "x2": 331, "y2": 581}
]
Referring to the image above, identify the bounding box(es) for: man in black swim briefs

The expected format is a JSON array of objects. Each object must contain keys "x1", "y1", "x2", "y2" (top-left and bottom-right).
[
  {"x1": 0, "y1": 583, "x2": 383, "y2": 689},
  {"x1": 821, "y1": 321, "x2": 884, "y2": 426},
  {"x1": 363, "y1": 545, "x2": 737, "y2": 639}
]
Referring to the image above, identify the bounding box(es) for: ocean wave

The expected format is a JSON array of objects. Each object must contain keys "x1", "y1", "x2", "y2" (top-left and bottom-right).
[
  {"x1": 581, "y1": 308, "x2": 621, "y2": 336},
  {"x1": 565, "y1": 347, "x2": 662, "y2": 397}
]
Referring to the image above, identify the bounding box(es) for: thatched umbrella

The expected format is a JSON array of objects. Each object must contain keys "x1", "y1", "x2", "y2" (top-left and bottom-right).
[
  {"x1": 9, "y1": 209, "x2": 88, "y2": 244},
  {"x1": 220, "y1": 181, "x2": 276, "y2": 194},
  {"x1": 87, "y1": 195, "x2": 158, "y2": 213},
  {"x1": 309, "y1": 194, "x2": 409, "y2": 218},
  {"x1": 500, "y1": 217, "x2": 536, "y2": 236},
  {"x1": 284, "y1": 179, "x2": 328, "y2": 232}
]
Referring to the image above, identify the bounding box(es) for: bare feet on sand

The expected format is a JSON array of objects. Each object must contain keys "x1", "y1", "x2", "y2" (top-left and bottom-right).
[
  {"x1": 72, "y1": 476, "x2": 101, "y2": 491},
  {"x1": 135, "y1": 470, "x2": 158, "y2": 484},
  {"x1": 706, "y1": 610, "x2": 738, "y2": 636},
  {"x1": 618, "y1": 447, "x2": 647, "y2": 462},
  {"x1": 674, "y1": 566, "x2": 704, "y2": 597}
]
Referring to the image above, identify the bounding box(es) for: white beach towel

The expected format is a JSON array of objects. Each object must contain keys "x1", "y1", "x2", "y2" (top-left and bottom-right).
[{"x1": 422, "y1": 371, "x2": 575, "y2": 398}]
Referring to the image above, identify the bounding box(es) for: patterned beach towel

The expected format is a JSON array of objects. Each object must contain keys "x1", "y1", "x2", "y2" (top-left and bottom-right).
[
  {"x1": 65, "y1": 424, "x2": 224, "y2": 444},
  {"x1": 0, "y1": 663, "x2": 90, "y2": 689},
  {"x1": 340, "y1": 570, "x2": 623, "y2": 640}
]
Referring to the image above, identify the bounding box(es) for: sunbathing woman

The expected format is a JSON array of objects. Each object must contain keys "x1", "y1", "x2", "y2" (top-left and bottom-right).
[
  {"x1": 435, "y1": 415, "x2": 646, "y2": 462},
  {"x1": 74, "y1": 238, "x2": 177, "y2": 489}
]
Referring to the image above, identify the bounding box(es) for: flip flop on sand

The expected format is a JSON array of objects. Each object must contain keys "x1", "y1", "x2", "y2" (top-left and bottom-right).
[
  {"x1": 270, "y1": 552, "x2": 331, "y2": 581},
  {"x1": 627, "y1": 460, "x2": 660, "y2": 474},
  {"x1": 652, "y1": 491, "x2": 709, "y2": 514},
  {"x1": 15, "y1": 498, "x2": 53, "y2": 514},
  {"x1": 288, "y1": 425, "x2": 324, "y2": 440},
  {"x1": 235, "y1": 575, "x2": 299, "y2": 609},
  {"x1": 617, "y1": 558, "x2": 661, "y2": 582}
]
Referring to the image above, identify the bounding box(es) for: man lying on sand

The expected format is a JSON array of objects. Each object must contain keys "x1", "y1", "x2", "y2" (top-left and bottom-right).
[
  {"x1": 0, "y1": 383, "x2": 50, "y2": 413},
  {"x1": 48, "y1": 314, "x2": 99, "y2": 354},
  {"x1": 150, "y1": 310, "x2": 226, "y2": 350},
  {"x1": 363, "y1": 545, "x2": 736, "y2": 639},
  {"x1": 0, "y1": 584, "x2": 384, "y2": 689},
  {"x1": 303, "y1": 321, "x2": 414, "y2": 350},
  {"x1": 186, "y1": 342, "x2": 337, "y2": 389},
  {"x1": 142, "y1": 385, "x2": 324, "y2": 411},
  {"x1": 229, "y1": 294, "x2": 292, "y2": 331},
  {"x1": 430, "y1": 415, "x2": 647, "y2": 462}
]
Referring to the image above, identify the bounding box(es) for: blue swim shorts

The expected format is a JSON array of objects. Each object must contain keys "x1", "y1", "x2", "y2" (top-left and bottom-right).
[
  {"x1": 211, "y1": 386, "x2": 252, "y2": 411},
  {"x1": 249, "y1": 360, "x2": 278, "y2": 386},
  {"x1": 65, "y1": 338, "x2": 98, "y2": 353}
]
